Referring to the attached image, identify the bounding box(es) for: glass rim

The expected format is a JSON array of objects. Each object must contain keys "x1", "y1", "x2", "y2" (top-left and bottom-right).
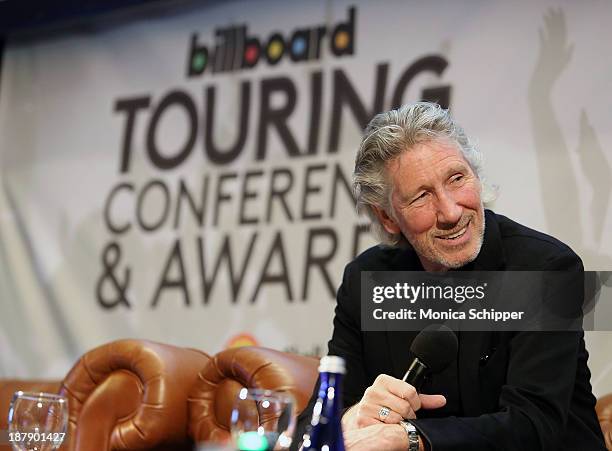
[
  {"x1": 12, "y1": 391, "x2": 67, "y2": 403},
  {"x1": 236, "y1": 388, "x2": 295, "y2": 403}
]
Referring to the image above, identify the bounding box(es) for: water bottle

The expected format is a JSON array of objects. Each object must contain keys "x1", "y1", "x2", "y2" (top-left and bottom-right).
[{"x1": 302, "y1": 355, "x2": 346, "y2": 451}]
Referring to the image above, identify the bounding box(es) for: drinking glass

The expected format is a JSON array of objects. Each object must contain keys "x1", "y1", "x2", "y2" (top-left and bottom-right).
[
  {"x1": 7, "y1": 391, "x2": 68, "y2": 451},
  {"x1": 230, "y1": 388, "x2": 295, "y2": 451}
]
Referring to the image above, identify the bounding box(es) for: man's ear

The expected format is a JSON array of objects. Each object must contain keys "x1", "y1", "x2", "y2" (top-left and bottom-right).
[{"x1": 371, "y1": 206, "x2": 401, "y2": 235}]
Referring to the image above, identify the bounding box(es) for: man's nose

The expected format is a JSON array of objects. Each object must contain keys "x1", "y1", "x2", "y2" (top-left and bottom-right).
[{"x1": 436, "y1": 189, "x2": 462, "y2": 226}]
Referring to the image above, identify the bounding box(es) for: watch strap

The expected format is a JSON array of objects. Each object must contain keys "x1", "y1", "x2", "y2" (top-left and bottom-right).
[{"x1": 399, "y1": 420, "x2": 419, "y2": 451}]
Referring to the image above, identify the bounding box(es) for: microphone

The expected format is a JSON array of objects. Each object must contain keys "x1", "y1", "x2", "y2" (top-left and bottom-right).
[{"x1": 401, "y1": 324, "x2": 458, "y2": 391}]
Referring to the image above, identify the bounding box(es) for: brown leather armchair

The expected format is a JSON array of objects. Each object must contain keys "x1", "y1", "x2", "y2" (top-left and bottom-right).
[
  {"x1": 597, "y1": 394, "x2": 612, "y2": 450},
  {"x1": 0, "y1": 339, "x2": 210, "y2": 451},
  {"x1": 188, "y1": 346, "x2": 319, "y2": 446},
  {"x1": 60, "y1": 339, "x2": 209, "y2": 451}
]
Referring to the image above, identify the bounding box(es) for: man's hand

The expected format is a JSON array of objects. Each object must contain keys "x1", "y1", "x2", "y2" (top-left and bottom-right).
[
  {"x1": 344, "y1": 423, "x2": 423, "y2": 451},
  {"x1": 342, "y1": 374, "x2": 446, "y2": 431}
]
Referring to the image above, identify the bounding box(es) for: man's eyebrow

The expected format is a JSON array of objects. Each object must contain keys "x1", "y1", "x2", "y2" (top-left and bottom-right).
[
  {"x1": 402, "y1": 184, "x2": 428, "y2": 201},
  {"x1": 445, "y1": 162, "x2": 470, "y2": 176},
  {"x1": 399, "y1": 162, "x2": 471, "y2": 201}
]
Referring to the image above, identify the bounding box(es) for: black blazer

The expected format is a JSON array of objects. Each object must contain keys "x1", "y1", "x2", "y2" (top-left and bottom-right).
[{"x1": 294, "y1": 210, "x2": 605, "y2": 450}]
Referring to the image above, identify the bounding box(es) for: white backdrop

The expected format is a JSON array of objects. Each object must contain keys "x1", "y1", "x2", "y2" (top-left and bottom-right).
[{"x1": 0, "y1": 0, "x2": 611, "y2": 396}]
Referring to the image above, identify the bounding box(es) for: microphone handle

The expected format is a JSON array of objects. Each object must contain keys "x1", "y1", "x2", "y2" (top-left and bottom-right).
[{"x1": 401, "y1": 357, "x2": 428, "y2": 391}]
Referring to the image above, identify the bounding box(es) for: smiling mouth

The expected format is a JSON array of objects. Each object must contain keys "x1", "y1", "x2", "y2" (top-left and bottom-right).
[{"x1": 437, "y1": 220, "x2": 470, "y2": 240}]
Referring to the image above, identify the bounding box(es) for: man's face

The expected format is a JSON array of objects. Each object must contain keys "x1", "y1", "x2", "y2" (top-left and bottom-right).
[{"x1": 375, "y1": 139, "x2": 485, "y2": 271}]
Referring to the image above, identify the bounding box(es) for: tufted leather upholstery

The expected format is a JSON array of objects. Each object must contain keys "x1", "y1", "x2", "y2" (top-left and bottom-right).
[
  {"x1": 60, "y1": 339, "x2": 210, "y2": 451},
  {"x1": 596, "y1": 393, "x2": 612, "y2": 450},
  {"x1": 188, "y1": 346, "x2": 319, "y2": 445}
]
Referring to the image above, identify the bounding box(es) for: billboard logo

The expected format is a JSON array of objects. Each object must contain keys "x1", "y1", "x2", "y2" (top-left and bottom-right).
[
  {"x1": 225, "y1": 333, "x2": 260, "y2": 349},
  {"x1": 187, "y1": 6, "x2": 356, "y2": 77}
]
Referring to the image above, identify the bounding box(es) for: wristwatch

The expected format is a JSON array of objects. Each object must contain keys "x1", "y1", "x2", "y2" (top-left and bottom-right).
[{"x1": 399, "y1": 420, "x2": 419, "y2": 451}]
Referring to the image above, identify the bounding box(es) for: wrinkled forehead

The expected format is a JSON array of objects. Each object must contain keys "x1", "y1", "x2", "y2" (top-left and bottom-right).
[{"x1": 385, "y1": 138, "x2": 472, "y2": 180}]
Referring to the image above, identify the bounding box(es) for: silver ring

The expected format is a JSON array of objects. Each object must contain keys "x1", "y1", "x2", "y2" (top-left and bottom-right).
[{"x1": 378, "y1": 406, "x2": 391, "y2": 422}]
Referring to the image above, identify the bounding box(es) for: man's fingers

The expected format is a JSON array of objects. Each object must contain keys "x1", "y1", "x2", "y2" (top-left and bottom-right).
[
  {"x1": 363, "y1": 405, "x2": 406, "y2": 424},
  {"x1": 354, "y1": 413, "x2": 380, "y2": 429},
  {"x1": 380, "y1": 409, "x2": 404, "y2": 424},
  {"x1": 403, "y1": 406, "x2": 417, "y2": 420},
  {"x1": 364, "y1": 384, "x2": 413, "y2": 418},
  {"x1": 419, "y1": 394, "x2": 447, "y2": 409},
  {"x1": 376, "y1": 375, "x2": 421, "y2": 411},
  {"x1": 366, "y1": 376, "x2": 444, "y2": 421}
]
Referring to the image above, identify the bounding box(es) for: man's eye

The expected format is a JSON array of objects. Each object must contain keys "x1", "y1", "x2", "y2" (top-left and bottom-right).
[
  {"x1": 451, "y1": 174, "x2": 464, "y2": 183},
  {"x1": 411, "y1": 192, "x2": 428, "y2": 204}
]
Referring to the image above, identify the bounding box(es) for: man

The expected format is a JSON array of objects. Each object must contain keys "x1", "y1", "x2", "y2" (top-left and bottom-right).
[{"x1": 294, "y1": 102, "x2": 605, "y2": 450}]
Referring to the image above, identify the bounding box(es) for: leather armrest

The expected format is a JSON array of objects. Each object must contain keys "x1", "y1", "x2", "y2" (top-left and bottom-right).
[
  {"x1": 60, "y1": 339, "x2": 209, "y2": 451},
  {"x1": 188, "y1": 346, "x2": 319, "y2": 444}
]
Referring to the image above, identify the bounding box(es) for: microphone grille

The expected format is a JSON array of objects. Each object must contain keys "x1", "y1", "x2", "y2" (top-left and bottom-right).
[{"x1": 410, "y1": 324, "x2": 458, "y2": 373}]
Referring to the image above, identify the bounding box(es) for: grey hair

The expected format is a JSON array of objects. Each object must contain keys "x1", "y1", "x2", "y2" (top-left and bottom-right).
[{"x1": 353, "y1": 102, "x2": 496, "y2": 246}]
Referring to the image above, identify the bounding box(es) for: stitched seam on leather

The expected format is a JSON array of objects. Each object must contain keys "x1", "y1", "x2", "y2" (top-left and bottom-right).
[
  {"x1": 82, "y1": 356, "x2": 98, "y2": 388},
  {"x1": 141, "y1": 374, "x2": 162, "y2": 408},
  {"x1": 185, "y1": 347, "x2": 211, "y2": 359},
  {"x1": 213, "y1": 355, "x2": 225, "y2": 379},
  {"x1": 200, "y1": 373, "x2": 218, "y2": 390},
  {"x1": 248, "y1": 361, "x2": 273, "y2": 386},
  {"x1": 131, "y1": 418, "x2": 147, "y2": 441},
  {"x1": 212, "y1": 414, "x2": 230, "y2": 433},
  {"x1": 62, "y1": 383, "x2": 85, "y2": 407},
  {"x1": 230, "y1": 353, "x2": 239, "y2": 379},
  {"x1": 196, "y1": 355, "x2": 223, "y2": 395},
  {"x1": 114, "y1": 369, "x2": 146, "y2": 423},
  {"x1": 115, "y1": 421, "x2": 128, "y2": 448}
]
